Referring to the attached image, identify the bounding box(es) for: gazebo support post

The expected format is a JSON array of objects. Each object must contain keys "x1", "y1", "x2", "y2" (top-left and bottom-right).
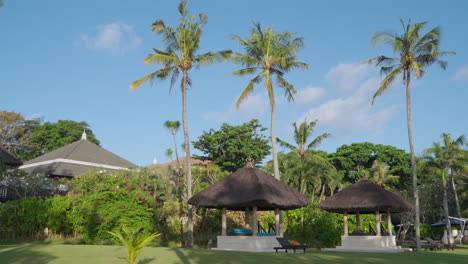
[
  {"x1": 375, "y1": 211, "x2": 381, "y2": 236},
  {"x1": 221, "y1": 208, "x2": 227, "y2": 236},
  {"x1": 387, "y1": 211, "x2": 392, "y2": 236},
  {"x1": 275, "y1": 208, "x2": 280, "y2": 236},
  {"x1": 343, "y1": 212, "x2": 348, "y2": 236},
  {"x1": 252, "y1": 206, "x2": 258, "y2": 236},
  {"x1": 356, "y1": 212, "x2": 361, "y2": 231},
  {"x1": 245, "y1": 207, "x2": 251, "y2": 229}
]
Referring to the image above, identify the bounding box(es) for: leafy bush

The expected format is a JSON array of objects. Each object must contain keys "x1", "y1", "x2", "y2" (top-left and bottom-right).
[
  {"x1": 66, "y1": 169, "x2": 168, "y2": 244},
  {"x1": 0, "y1": 197, "x2": 48, "y2": 236},
  {"x1": 420, "y1": 223, "x2": 435, "y2": 238},
  {"x1": 284, "y1": 204, "x2": 342, "y2": 248},
  {"x1": 284, "y1": 203, "x2": 377, "y2": 248}
]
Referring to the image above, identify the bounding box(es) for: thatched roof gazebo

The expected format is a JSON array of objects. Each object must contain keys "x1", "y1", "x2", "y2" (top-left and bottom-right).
[
  {"x1": 318, "y1": 179, "x2": 413, "y2": 252},
  {"x1": 188, "y1": 162, "x2": 310, "y2": 251}
]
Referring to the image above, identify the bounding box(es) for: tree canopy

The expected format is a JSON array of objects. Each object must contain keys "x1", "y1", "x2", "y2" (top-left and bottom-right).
[
  {"x1": 192, "y1": 119, "x2": 270, "y2": 172},
  {"x1": 328, "y1": 142, "x2": 411, "y2": 188},
  {"x1": 0, "y1": 111, "x2": 100, "y2": 161},
  {"x1": 30, "y1": 120, "x2": 100, "y2": 157}
]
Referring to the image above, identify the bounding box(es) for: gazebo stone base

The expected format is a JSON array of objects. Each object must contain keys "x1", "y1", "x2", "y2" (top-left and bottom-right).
[
  {"x1": 214, "y1": 236, "x2": 281, "y2": 252},
  {"x1": 322, "y1": 235, "x2": 411, "y2": 253},
  {"x1": 322, "y1": 247, "x2": 411, "y2": 253}
]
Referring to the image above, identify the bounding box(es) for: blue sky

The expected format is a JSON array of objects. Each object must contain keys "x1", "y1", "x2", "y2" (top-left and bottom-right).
[{"x1": 1, "y1": 0, "x2": 467, "y2": 166}]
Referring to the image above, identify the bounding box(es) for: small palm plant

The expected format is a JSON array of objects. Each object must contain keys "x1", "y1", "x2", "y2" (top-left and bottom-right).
[{"x1": 108, "y1": 227, "x2": 159, "y2": 264}]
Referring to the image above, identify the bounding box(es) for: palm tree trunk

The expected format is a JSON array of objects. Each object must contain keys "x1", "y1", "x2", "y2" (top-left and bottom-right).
[
  {"x1": 406, "y1": 71, "x2": 421, "y2": 252},
  {"x1": 442, "y1": 174, "x2": 453, "y2": 244},
  {"x1": 449, "y1": 168, "x2": 462, "y2": 218},
  {"x1": 271, "y1": 103, "x2": 280, "y2": 180},
  {"x1": 182, "y1": 70, "x2": 193, "y2": 248},
  {"x1": 173, "y1": 134, "x2": 180, "y2": 169}
]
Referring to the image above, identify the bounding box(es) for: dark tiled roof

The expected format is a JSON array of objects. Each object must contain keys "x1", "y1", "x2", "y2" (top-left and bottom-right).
[
  {"x1": 21, "y1": 139, "x2": 136, "y2": 176},
  {"x1": 0, "y1": 146, "x2": 22, "y2": 166}
]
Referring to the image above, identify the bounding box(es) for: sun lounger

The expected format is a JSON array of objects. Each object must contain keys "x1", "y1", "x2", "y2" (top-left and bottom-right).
[
  {"x1": 425, "y1": 237, "x2": 455, "y2": 251},
  {"x1": 274, "y1": 237, "x2": 309, "y2": 253}
]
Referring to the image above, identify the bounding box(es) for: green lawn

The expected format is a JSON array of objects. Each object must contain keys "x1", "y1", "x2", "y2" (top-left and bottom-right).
[{"x1": 0, "y1": 244, "x2": 467, "y2": 264}]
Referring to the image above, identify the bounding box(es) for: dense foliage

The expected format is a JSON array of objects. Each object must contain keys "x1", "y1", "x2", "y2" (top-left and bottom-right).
[
  {"x1": 30, "y1": 120, "x2": 100, "y2": 155},
  {"x1": 328, "y1": 142, "x2": 412, "y2": 188},
  {"x1": 193, "y1": 119, "x2": 271, "y2": 171},
  {"x1": 0, "y1": 111, "x2": 100, "y2": 161}
]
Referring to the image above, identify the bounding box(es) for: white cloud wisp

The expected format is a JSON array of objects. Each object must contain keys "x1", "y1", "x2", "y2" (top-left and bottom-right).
[{"x1": 79, "y1": 23, "x2": 142, "y2": 55}]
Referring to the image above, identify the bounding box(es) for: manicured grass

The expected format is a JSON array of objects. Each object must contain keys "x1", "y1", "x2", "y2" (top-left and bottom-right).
[{"x1": 0, "y1": 244, "x2": 467, "y2": 264}]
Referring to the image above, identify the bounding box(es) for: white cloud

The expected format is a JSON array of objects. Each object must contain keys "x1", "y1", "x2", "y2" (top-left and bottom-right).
[
  {"x1": 294, "y1": 87, "x2": 325, "y2": 104},
  {"x1": 298, "y1": 65, "x2": 399, "y2": 134},
  {"x1": 453, "y1": 66, "x2": 468, "y2": 82},
  {"x1": 79, "y1": 23, "x2": 142, "y2": 55},
  {"x1": 203, "y1": 94, "x2": 268, "y2": 122},
  {"x1": 325, "y1": 62, "x2": 373, "y2": 91}
]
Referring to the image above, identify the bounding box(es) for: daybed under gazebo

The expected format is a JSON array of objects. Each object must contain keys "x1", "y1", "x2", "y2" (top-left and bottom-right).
[
  {"x1": 318, "y1": 179, "x2": 413, "y2": 252},
  {"x1": 188, "y1": 162, "x2": 310, "y2": 252}
]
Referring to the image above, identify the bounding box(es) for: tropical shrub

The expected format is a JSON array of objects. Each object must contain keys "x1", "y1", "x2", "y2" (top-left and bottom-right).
[
  {"x1": 108, "y1": 226, "x2": 159, "y2": 264},
  {"x1": 284, "y1": 203, "x2": 376, "y2": 248},
  {"x1": 0, "y1": 197, "x2": 48, "y2": 239},
  {"x1": 66, "y1": 169, "x2": 169, "y2": 244}
]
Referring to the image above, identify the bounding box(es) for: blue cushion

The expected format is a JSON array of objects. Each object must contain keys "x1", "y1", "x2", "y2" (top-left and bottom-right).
[{"x1": 257, "y1": 232, "x2": 276, "y2": 236}]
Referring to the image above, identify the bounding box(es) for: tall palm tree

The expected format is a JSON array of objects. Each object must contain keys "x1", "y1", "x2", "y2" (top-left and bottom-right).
[
  {"x1": 367, "y1": 19, "x2": 455, "y2": 251},
  {"x1": 130, "y1": 1, "x2": 231, "y2": 248},
  {"x1": 439, "y1": 133, "x2": 466, "y2": 218},
  {"x1": 231, "y1": 23, "x2": 308, "y2": 181},
  {"x1": 424, "y1": 139, "x2": 456, "y2": 244},
  {"x1": 277, "y1": 120, "x2": 330, "y2": 161},
  {"x1": 164, "y1": 121, "x2": 181, "y2": 168}
]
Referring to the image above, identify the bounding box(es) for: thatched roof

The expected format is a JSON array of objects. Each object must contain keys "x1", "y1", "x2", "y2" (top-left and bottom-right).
[
  {"x1": 147, "y1": 156, "x2": 210, "y2": 169},
  {"x1": 0, "y1": 146, "x2": 22, "y2": 167},
  {"x1": 188, "y1": 167, "x2": 311, "y2": 211},
  {"x1": 317, "y1": 179, "x2": 413, "y2": 214},
  {"x1": 20, "y1": 139, "x2": 136, "y2": 177}
]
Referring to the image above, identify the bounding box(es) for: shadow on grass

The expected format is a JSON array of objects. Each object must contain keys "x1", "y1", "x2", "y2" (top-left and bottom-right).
[
  {"x1": 0, "y1": 245, "x2": 56, "y2": 264},
  {"x1": 168, "y1": 247, "x2": 468, "y2": 264},
  {"x1": 138, "y1": 257, "x2": 156, "y2": 264}
]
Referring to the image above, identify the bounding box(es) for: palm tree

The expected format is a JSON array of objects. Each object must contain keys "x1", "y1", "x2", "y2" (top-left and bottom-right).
[
  {"x1": 231, "y1": 23, "x2": 308, "y2": 181},
  {"x1": 423, "y1": 140, "x2": 454, "y2": 244},
  {"x1": 276, "y1": 121, "x2": 338, "y2": 198},
  {"x1": 165, "y1": 148, "x2": 173, "y2": 161},
  {"x1": 130, "y1": 1, "x2": 231, "y2": 248},
  {"x1": 164, "y1": 121, "x2": 181, "y2": 168},
  {"x1": 277, "y1": 120, "x2": 330, "y2": 161},
  {"x1": 364, "y1": 160, "x2": 399, "y2": 188},
  {"x1": 438, "y1": 133, "x2": 466, "y2": 218},
  {"x1": 108, "y1": 227, "x2": 159, "y2": 264},
  {"x1": 367, "y1": 19, "x2": 455, "y2": 251}
]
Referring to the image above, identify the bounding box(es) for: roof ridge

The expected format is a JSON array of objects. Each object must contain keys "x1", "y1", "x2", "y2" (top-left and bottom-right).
[{"x1": 62, "y1": 139, "x2": 84, "y2": 160}]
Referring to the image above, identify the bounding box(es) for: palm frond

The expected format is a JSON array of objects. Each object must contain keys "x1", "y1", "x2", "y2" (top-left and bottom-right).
[
  {"x1": 276, "y1": 74, "x2": 296, "y2": 102},
  {"x1": 307, "y1": 133, "x2": 331, "y2": 149},
  {"x1": 372, "y1": 66, "x2": 402, "y2": 103},
  {"x1": 235, "y1": 73, "x2": 262, "y2": 108},
  {"x1": 196, "y1": 50, "x2": 232, "y2": 65},
  {"x1": 371, "y1": 31, "x2": 396, "y2": 47},
  {"x1": 169, "y1": 68, "x2": 180, "y2": 93},
  {"x1": 130, "y1": 68, "x2": 172, "y2": 91},
  {"x1": 277, "y1": 138, "x2": 296, "y2": 151},
  {"x1": 144, "y1": 53, "x2": 179, "y2": 66},
  {"x1": 231, "y1": 67, "x2": 258, "y2": 76}
]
